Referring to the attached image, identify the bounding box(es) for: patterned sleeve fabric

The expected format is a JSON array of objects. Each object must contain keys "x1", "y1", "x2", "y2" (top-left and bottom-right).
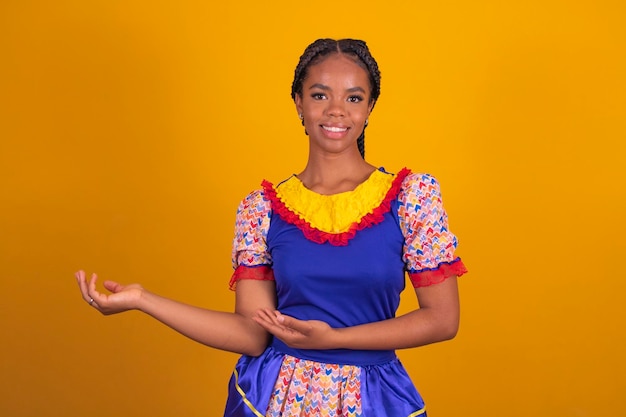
[
  {"x1": 229, "y1": 188, "x2": 274, "y2": 290},
  {"x1": 397, "y1": 173, "x2": 468, "y2": 288}
]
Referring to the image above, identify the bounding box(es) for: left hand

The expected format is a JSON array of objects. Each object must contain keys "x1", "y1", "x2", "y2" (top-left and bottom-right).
[{"x1": 252, "y1": 309, "x2": 339, "y2": 350}]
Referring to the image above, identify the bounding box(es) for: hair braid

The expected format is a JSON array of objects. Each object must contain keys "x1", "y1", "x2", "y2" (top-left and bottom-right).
[{"x1": 291, "y1": 39, "x2": 381, "y2": 158}]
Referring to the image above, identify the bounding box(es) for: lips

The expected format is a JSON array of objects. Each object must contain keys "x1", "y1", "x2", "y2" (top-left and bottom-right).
[{"x1": 321, "y1": 125, "x2": 348, "y2": 133}]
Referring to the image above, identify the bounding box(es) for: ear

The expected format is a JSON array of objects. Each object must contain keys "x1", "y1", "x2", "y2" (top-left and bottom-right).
[{"x1": 294, "y1": 94, "x2": 303, "y2": 116}]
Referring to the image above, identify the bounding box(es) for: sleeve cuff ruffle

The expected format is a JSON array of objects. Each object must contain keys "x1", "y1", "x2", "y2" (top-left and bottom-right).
[
  {"x1": 408, "y1": 258, "x2": 468, "y2": 288},
  {"x1": 229, "y1": 265, "x2": 275, "y2": 291}
]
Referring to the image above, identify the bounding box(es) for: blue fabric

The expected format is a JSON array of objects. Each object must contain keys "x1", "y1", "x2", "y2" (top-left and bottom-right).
[
  {"x1": 360, "y1": 358, "x2": 426, "y2": 416},
  {"x1": 224, "y1": 348, "x2": 426, "y2": 417},
  {"x1": 224, "y1": 188, "x2": 428, "y2": 416},
  {"x1": 223, "y1": 348, "x2": 283, "y2": 416},
  {"x1": 267, "y1": 211, "x2": 406, "y2": 366}
]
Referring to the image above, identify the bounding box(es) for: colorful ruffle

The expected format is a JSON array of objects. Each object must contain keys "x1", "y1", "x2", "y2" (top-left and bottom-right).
[
  {"x1": 408, "y1": 258, "x2": 468, "y2": 288},
  {"x1": 262, "y1": 168, "x2": 410, "y2": 246},
  {"x1": 229, "y1": 265, "x2": 275, "y2": 291},
  {"x1": 230, "y1": 169, "x2": 468, "y2": 290}
]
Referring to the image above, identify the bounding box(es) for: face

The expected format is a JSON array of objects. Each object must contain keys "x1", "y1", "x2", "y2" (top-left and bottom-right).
[{"x1": 295, "y1": 54, "x2": 374, "y2": 156}]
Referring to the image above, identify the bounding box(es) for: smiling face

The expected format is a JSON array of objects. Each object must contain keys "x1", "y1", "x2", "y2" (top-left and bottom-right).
[{"x1": 295, "y1": 53, "x2": 375, "y2": 157}]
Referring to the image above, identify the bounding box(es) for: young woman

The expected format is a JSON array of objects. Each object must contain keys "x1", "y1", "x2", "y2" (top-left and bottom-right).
[{"x1": 76, "y1": 38, "x2": 468, "y2": 417}]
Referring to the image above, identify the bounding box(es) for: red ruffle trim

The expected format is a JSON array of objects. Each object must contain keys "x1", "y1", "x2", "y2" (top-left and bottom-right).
[
  {"x1": 262, "y1": 168, "x2": 411, "y2": 246},
  {"x1": 409, "y1": 258, "x2": 468, "y2": 288},
  {"x1": 229, "y1": 265, "x2": 275, "y2": 291}
]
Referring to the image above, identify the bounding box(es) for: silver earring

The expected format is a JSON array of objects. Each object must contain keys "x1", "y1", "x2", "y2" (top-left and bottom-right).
[
  {"x1": 299, "y1": 113, "x2": 303, "y2": 120},
  {"x1": 364, "y1": 118, "x2": 369, "y2": 127}
]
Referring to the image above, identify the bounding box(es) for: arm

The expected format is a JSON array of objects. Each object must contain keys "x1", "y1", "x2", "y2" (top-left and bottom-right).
[
  {"x1": 254, "y1": 276, "x2": 459, "y2": 350},
  {"x1": 76, "y1": 271, "x2": 276, "y2": 356},
  {"x1": 338, "y1": 275, "x2": 459, "y2": 349}
]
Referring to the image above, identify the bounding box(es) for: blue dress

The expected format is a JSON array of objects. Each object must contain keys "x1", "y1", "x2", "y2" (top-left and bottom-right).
[{"x1": 224, "y1": 168, "x2": 466, "y2": 417}]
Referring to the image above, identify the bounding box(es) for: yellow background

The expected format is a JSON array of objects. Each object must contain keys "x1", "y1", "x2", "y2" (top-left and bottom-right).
[{"x1": 1, "y1": 1, "x2": 624, "y2": 416}]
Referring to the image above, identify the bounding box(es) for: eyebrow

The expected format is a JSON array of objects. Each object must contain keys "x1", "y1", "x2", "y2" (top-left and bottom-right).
[{"x1": 308, "y1": 83, "x2": 367, "y2": 94}]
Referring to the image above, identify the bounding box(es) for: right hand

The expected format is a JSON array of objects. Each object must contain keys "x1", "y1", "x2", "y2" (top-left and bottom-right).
[{"x1": 75, "y1": 270, "x2": 144, "y2": 315}]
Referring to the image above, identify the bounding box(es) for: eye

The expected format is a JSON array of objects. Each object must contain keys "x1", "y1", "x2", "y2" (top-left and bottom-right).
[
  {"x1": 311, "y1": 93, "x2": 326, "y2": 100},
  {"x1": 347, "y1": 95, "x2": 364, "y2": 103}
]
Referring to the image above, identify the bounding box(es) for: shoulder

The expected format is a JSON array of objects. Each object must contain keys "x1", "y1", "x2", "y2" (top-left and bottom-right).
[
  {"x1": 236, "y1": 173, "x2": 298, "y2": 214},
  {"x1": 240, "y1": 187, "x2": 268, "y2": 204},
  {"x1": 399, "y1": 171, "x2": 442, "y2": 202},
  {"x1": 236, "y1": 187, "x2": 271, "y2": 216}
]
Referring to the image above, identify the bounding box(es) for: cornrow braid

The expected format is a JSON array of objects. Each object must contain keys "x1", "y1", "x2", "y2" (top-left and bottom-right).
[{"x1": 291, "y1": 39, "x2": 381, "y2": 159}]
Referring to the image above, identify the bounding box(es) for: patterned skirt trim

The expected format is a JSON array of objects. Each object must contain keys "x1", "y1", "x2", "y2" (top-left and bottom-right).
[{"x1": 224, "y1": 347, "x2": 427, "y2": 417}]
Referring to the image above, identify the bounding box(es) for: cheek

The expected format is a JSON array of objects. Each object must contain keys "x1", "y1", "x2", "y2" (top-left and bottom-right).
[
  {"x1": 354, "y1": 106, "x2": 371, "y2": 121},
  {"x1": 302, "y1": 104, "x2": 323, "y2": 118}
]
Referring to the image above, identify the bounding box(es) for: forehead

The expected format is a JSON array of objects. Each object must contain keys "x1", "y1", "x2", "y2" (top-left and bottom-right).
[{"x1": 304, "y1": 54, "x2": 370, "y2": 89}]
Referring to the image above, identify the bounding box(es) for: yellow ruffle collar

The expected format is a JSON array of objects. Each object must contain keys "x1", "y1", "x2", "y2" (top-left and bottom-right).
[{"x1": 273, "y1": 168, "x2": 396, "y2": 234}]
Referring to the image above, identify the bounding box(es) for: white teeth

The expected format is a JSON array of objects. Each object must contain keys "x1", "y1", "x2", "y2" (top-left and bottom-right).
[{"x1": 322, "y1": 126, "x2": 347, "y2": 132}]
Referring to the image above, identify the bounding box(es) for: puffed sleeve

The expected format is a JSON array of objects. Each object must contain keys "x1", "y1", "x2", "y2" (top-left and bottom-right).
[
  {"x1": 229, "y1": 189, "x2": 274, "y2": 290},
  {"x1": 397, "y1": 173, "x2": 468, "y2": 287}
]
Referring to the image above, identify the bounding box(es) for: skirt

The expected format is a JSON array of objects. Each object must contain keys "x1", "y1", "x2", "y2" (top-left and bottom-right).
[{"x1": 223, "y1": 346, "x2": 427, "y2": 417}]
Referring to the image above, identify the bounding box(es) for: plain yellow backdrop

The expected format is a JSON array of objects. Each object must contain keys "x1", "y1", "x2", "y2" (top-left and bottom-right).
[{"x1": 1, "y1": 1, "x2": 624, "y2": 416}]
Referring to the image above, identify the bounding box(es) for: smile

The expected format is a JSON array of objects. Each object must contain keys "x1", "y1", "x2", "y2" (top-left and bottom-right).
[{"x1": 322, "y1": 126, "x2": 348, "y2": 133}]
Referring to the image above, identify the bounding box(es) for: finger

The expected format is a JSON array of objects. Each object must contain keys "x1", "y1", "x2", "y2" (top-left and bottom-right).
[
  {"x1": 75, "y1": 270, "x2": 84, "y2": 282},
  {"x1": 265, "y1": 310, "x2": 290, "y2": 329},
  {"x1": 253, "y1": 309, "x2": 279, "y2": 328},
  {"x1": 251, "y1": 316, "x2": 278, "y2": 334},
  {"x1": 273, "y1": 310, "x2": 286, "y2": 323},
  {"x1": 259, "y1": 308, "x2": 281, "y2": 323},
  {"x1": 273, "y1": 313, "x2": 311, "y2": 334},
  {"x1": 75, "y1": 270, "x2": 92, "y2": 303},
  {"x1": 253, "y1": 311, "x2": 291, "y2": 335},
  {"x1": 103, "y1": 280, "x2": 121, "y2": 293},
  {"x1": 254, "y1": 319, "x2": 298, "y2": 341},
  {"x1": 87, "y1": 273, "x2": 105, "y2": 308},
  {"x1": 253, "y1": 308, "x2": 272, "y2": 322}
]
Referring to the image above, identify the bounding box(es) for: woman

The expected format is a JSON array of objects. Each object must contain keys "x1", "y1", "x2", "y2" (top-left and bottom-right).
[{"x1": 76, "y1": 38, "x2": 467, "y2": 417}]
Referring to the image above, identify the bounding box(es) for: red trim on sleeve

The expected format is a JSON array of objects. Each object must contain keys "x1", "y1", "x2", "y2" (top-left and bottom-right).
[
  {"x1": 261, "y1": 168, "x2": 412, "y2": 246},
  {"x1": 229, "y1": 265, "x2": 275, "y2": 291},
  {"x1": 408, "y1": 258, "x2": 468, "y2": 288}
]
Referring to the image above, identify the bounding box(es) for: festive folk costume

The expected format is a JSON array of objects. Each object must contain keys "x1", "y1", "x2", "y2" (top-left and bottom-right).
[{"x1": 225, "y1": 168, "x2": 467, "y2": 417}]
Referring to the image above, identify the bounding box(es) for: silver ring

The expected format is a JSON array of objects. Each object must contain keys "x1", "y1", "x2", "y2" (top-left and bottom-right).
[{"x1": 88, "y1": 298, "x2": 94, "y2": 305}]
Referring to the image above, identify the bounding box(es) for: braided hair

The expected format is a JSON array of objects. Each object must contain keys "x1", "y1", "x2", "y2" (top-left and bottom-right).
[{"x1": 291, "y1": 39, "x2": 381, "y2": 158}]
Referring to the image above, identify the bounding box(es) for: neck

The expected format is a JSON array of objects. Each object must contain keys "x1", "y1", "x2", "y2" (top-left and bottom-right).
[{"x1": 298, "y1": 153, "x2": 376, "y2": 195}]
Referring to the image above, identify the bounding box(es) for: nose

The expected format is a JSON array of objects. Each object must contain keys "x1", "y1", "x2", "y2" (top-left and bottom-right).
[{"x1": 325, "y1": 98, "x2": 345, "y2": 118}]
